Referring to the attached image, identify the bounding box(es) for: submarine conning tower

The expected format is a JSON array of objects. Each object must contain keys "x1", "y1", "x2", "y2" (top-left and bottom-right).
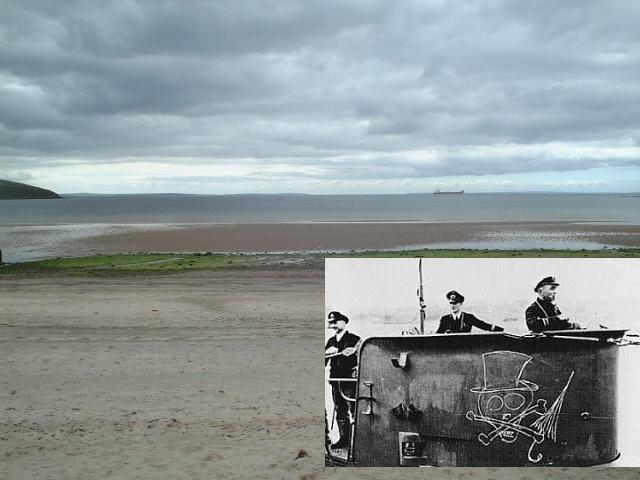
[{"x1": 338, "y1": 329, "x2": 625, "y2": 467}]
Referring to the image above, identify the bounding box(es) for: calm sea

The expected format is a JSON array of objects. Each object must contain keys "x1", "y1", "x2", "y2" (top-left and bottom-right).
[
  {"x1": 1, "y1": 193, "x2": 639, "y2": 262},
  {"x1": 1, "y1": 193, "x2": 640, "y2": 224}
]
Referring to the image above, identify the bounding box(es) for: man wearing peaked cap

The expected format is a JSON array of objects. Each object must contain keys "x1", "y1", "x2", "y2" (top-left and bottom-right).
[
  {"x1": 436, "y1": 290, "x2": 504, "y2": 334},
  {"x1": 525, "y1": 276, "x2": 581, "y2": 332},
  {"x1": 447, "y1": 290, "x2": 465, "y2": 303},
  {"x1": 325, "y1": 311, "x2": 360, "y2": 450},
  {"x1": 534, "y1": 276, "x2": 559, "y2": 292}
]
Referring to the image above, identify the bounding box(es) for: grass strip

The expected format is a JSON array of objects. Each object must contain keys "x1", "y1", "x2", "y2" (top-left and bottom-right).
[{"x1": 1, "y1": 248, "x2": 639, "y2": 276}]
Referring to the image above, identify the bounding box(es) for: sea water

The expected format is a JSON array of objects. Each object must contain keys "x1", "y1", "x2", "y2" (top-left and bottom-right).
[
  {"x1": 1, "y1": 193, "x2": 639, "y2": 261},
  {"x1": 1, "y1": 193, "x2": 639, "y2": 224}
]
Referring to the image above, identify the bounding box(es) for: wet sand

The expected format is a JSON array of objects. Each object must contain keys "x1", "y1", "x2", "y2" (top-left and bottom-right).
[
  {"x1": 1, "y1": 268, "x2": 637, "y2": 479},
  {"x1": 2, "y1": 222, "x2": 640, "y2": 263},
  {"x1": 81, "y1": 222, "x2": 640, "y2": 254}
]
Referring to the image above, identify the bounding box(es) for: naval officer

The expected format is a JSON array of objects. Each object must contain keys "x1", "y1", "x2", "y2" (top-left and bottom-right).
[
  {"x1": 436, "y1": 291, "x2": 504, "y2": 334},
  {"x1": 325, "y1": 311, "x2": 360, "y2": 449},
  {"x1": 526, "y1": 276, "x2": 581, "y2": 332}
]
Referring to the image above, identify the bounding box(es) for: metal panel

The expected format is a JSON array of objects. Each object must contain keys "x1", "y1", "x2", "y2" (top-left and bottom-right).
[{"x1": 352, "y1": 332, "x2": 618, "y2": 466}]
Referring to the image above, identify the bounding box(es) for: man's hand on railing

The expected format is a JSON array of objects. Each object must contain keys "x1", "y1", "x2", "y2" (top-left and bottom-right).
[
  {"x1": 325, "y1": 346, "x2": 339, "y2": 355},
  {"x1": 341, "y1": 347, "x2": 356, "y2": 356}
]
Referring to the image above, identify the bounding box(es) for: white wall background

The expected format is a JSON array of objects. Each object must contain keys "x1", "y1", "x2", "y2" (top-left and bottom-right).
[{"x1": 325, "y1": 258, "x2": 640, "y2": 339}]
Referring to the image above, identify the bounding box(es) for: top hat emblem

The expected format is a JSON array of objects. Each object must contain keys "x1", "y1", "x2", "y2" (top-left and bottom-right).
[{"x1": 470, "y1": 351, "x2": 539, "y2": 393}]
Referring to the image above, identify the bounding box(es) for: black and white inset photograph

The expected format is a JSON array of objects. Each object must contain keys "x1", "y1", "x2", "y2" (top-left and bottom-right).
[{"x1": 324, "y1": 258, "x2": 640, "y2": 467}]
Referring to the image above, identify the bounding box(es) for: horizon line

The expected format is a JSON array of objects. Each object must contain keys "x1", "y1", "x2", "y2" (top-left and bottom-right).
[{"x1": 59, "y1": 191, "x2": 640, "y2": 196}]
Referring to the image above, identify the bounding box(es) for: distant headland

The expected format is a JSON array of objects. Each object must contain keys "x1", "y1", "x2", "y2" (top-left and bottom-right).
[{"x1": 0, "y1": 179, "x2": 61, "y2": 200}]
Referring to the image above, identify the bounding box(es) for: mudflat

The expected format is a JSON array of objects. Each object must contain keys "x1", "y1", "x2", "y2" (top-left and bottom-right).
[
  {"x1": 81, "y1": 222, "x2": 640, "y2": 253},
  {"x1": 1, "y1": 268, "x2": 634, "y2": 479},
  {"x1": 3, "y1": 222, "x2": 640, "y2": 264}
]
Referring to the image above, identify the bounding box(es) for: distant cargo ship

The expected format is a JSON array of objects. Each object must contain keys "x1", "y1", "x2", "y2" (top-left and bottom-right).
[{"x1": 433, "y1": 189, "x2": 464, "y2": 194}]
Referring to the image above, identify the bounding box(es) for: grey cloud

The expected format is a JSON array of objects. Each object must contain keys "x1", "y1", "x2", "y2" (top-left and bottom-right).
[
  {"x1": 1, "y1": 0, "x2": 639, "y2": 188},
  {"x1": 303, "y1": 153, "x2": 640, "y2": 181}
]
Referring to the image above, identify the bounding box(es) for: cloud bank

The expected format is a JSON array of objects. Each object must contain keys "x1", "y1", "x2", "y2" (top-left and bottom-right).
[{"x1": 1, "y1": 0, "x2": 639, "y2": 193}]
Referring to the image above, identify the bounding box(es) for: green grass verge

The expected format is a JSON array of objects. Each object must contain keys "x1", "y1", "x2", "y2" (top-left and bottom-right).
[
  {"x1": 0, "y1": 253, "x2": 258, "y2": 276},
  {"x1": 1, "y1": 248, "x2": 640, "y2": 276}
]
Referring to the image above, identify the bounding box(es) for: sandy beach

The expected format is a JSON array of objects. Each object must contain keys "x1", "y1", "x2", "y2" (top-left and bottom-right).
[
  {"x1": 3, "y1": 221, "x2": 640, "y2": 263},
  {"x1": 1, "y1": 267, "x2": 638, "y2": 479},
  {"x1": 81, "y1": 222, "x2": 640, "y2": 253},
  {"x1": 1, "y1": 269, "x2": 324, "y2": 479}
]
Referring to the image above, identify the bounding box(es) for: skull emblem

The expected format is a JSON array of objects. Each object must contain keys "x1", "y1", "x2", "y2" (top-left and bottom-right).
[{"x1": 470, "y1": 351, "x2": 539, "y2": 444}]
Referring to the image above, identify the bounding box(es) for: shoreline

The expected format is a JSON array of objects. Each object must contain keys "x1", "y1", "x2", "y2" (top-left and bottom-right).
[
  {"x1": 2, "y1": 221, "x2": 640, "y2": 263},
  {"x1": 80, "y1": 221, "x2": 640, "y2": 253},
  {"x1": 2, "y1": 219, "x2": 638, "y2": 225}
]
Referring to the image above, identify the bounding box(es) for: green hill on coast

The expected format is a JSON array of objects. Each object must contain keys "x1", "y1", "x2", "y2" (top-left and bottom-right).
[{"x1": 0, "y1": 179, "x2": 61, "y2": 199}]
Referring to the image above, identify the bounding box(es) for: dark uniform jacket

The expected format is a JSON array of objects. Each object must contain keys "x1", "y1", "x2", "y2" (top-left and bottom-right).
[
  {"x1": 325, "y1": 331, "x2": 360, "y2": 378},
  {"x1": 436, "y1": 312, "x2": 502, "y2": 334},
  {"x1": 526, "y1": 299, "x2": 573, "y2": 332}
]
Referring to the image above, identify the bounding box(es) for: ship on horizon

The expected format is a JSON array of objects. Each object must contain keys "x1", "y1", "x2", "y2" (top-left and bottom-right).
[{"x1": 433, "y1": 189, "x2": 464, "y2": 194}]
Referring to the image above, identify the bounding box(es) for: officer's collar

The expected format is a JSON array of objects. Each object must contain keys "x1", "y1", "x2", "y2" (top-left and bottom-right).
[{"x1": 336, "y1": 329, "x2": 347, "y2": 341}]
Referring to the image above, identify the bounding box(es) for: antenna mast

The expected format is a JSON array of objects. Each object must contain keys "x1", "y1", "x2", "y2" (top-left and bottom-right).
[{"x1": 417, "y1": 258, "x2": 426, "y2": 334}]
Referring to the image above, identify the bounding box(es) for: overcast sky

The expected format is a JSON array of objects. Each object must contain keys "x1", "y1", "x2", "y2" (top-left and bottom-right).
[{"x1": 1, "y1": 0, "x2": 639, "y2": 194}]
